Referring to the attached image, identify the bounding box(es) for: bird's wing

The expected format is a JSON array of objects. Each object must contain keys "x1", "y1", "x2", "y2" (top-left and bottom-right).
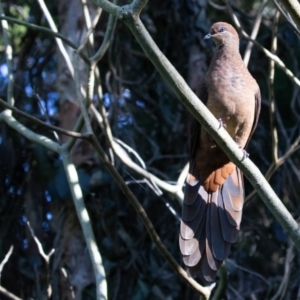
[{"x1": 245, "y1": 88, "x2": 261, "y2": 147}]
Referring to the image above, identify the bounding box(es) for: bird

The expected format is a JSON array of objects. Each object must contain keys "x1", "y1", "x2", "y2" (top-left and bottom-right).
[{"x1": 179, "y1": 22, "x2": 261, "y2": 282}]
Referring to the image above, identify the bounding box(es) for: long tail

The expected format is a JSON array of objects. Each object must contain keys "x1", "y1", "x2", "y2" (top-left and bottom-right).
[{"x1": 179, "y1": 168, "x2": 244, "y2": 281}]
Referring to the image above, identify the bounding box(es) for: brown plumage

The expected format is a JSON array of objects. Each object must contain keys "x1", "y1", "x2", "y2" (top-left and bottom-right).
[{"x1": 179, "y1": 22, "x2": 261, "y2": 281}]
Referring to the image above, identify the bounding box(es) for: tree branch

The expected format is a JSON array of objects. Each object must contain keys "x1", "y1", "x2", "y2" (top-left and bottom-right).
[
  {"x1": 0, "y1": 110, "x2": 60, "y2": 153},
  {"x1": 226, "y1": 0, "x2": 300, "y2": 88},
  {"x1": 0, "y1": 3, "x2": 14, "y2": 106},
  {"x1": 0, "y1": 98, "x2": 90, "y2": 140},
  {"x1": 60, "y1": 149, "x2": 107, "y2": 300},
  {"x1": 277, "y1": 0, "x2": 300, "y2": 29},
  {"x1": 243, "y1": 0, "x2": 268, "y2": 66},
  {"x1": 268, "y1": 10, "x2": 280, "y2": 164}
]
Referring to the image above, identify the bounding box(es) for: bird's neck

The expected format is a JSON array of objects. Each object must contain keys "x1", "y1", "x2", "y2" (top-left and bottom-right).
[
  {"x1": 210, "y1": 43, "x2": 242, "y2": 67},
  {"x1": 216, "y1": 42, "x2": 240, "y2": 56}
]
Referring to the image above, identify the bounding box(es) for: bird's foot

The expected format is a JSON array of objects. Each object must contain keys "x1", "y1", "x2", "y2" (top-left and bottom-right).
[
  {"x1": 239, "y1": 147, "x2": 249, "y2": 160},
  {"x1": 218, "y1": 118, "x2": 227, "y2": 129}
]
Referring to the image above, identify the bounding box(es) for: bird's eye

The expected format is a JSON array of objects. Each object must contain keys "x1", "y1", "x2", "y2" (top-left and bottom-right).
[{"x1": 219, "y1": 27, "x2": 226, "y2": 32}]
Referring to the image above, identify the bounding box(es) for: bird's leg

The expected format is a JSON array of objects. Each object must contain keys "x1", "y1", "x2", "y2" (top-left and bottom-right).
[{"x1": 218, "y1": 118, "x2": 227, "y2": 129}]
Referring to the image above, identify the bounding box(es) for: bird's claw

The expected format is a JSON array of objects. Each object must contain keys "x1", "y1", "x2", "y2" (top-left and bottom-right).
[
  {"x1": 240, "y1": 148, "x2": 249, "y2": 161},
  {"x1": 218, "y1": 118, "x2": 227, "y2": 129}
]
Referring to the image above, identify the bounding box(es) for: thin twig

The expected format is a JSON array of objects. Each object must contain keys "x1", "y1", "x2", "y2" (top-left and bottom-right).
[
  {"x1": 176, "y1": 162, "x2": 189, "y2": 203},
  {"x1": 270, "y1": 241, "x2": 294, "y2": 300},
  {"x1": 37, "y1": 0, "x2": 74, "y2": 75},
  {"x1": 27, "y1": 221, "x2": 55, "y2": 264},
  {"x1": 27, "y1": 221, "x2": 55, "y2": 298},
  {"x1": 243, "y1": 0, "x2": 268, "y2": 67},
  {"x1": 275, "y1": 0, "x2": 300, "y2": 29},
  {"x1": 226, "y1": 0, "x2": 300, "y2": 88},
  {"x1": 0, "y1": 3, "x2": 15, "y2": 106},
  {"x1": 0, "y1": 16, "x2": 90, "y2": 64},
  {"x1": 227, "y1": 259, "x2": 270, "y2": 285},
  {"x1": 272, "y1": 0, "x2": 300, "y2": 35},
  {"x1": 114, "y1": 138, "x2": 147, "y2": 168},
  {"x1": 0, "y1": 246, "x2": 21, "y2": 300},
  {"x1": 268, "y1": 10, "x2": 280, "y2": 163},
  {"x1": 0, "y1": 286, "x2": 22, "y2": 300},
  {"x1": 0, "y1": 246, "x2": 13, "y2": 275},
  {"x1": 77, "y1": 0, "x2": 102, "y2": 53},
  {"x1": 91, "y1": 104, "x2": 182, "y2": 197},
  {"x1": 0, "y1": 98, "x2": 90, "y2": 140},
  {"x1": 90, "y1": 9, "x2": 117, "y2": 63}
]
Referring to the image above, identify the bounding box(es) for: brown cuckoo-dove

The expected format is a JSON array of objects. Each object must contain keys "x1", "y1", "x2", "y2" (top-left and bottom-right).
[{"x1": 179, "y1": 22, "x2": 261, "y2": 281}]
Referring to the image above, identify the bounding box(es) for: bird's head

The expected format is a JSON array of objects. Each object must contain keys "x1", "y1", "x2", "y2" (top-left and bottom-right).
[{"x1": 204, "y1": 22, "x2": 239, "y2": 49}]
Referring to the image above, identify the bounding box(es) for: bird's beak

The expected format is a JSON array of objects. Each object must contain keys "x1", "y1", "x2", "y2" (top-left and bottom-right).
[{"x1": 204, "y1": 33, "x2": 212, "y2": 40}]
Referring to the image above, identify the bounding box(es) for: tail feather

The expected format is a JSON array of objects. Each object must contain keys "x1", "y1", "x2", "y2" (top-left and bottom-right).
[
  {"x1": 211, "y1": 191, "x2": 231, "y2": 261},
  {"x1": 201, "y1": 251, "x2": 219, "y2": 281},
  {"x1": 181, "y1": 215, "x2": 206, "y2": 263},
  {"x1": 218, "y1": 191, "x2": 240, "y2": 243},
  {"x1": 205, "y1": 204, "x2": 223, "y2": 271},
  {"x1": 180, "y1": 167, "x2": 244, "y2": 281}
]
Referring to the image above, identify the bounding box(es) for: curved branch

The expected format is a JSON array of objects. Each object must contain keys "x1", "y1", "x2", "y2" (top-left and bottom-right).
[
  {"x1": 0, "y1": 110, "x2": 60, "y2": 153},
  {"x1": 90, "y1": 11, "x2": 117, "y2": 63},
  {"x1": 0, "y1": 98, "x2": 90, "y2": 140},
  {"x1": 90, "y1": 101, "x2": 181, "y2": 197}
]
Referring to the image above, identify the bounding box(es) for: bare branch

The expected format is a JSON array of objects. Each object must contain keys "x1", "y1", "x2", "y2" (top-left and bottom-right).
[
  {"x1": 61, "y1": 149, "x2": 107, "y2": 300},
  {"x1": 27, "y1": 221, "x2": 55, "y2": 264},
  {"x1": 77, "y1": 6, "x2": 102, "y2": 54},
  {"x1": 37, "y1": 0, "x2": 74, "y2": 75},
  {"x1": 91, "y1": 103, "x2": 182, "y2": 198},
  {"x1": 26, "y1": 221, "x2": 54, "y2": 298},
  {"x1": 0, "y1": 110, "x2": 60, "y2": 153},
  {"x1": 0, "y1": 98, "x2": 90, "y2": 140},
  {"x1": 270, "y1": 241, "x2": 294, "y2": 300},
  {"x1": 0, "y1": 286, "x2": 22, "y2": 300},
  {"x1": 0, "y1": 246, "x2": 13, "y2": 275},
  {"x1": 90, "y1": 10, "x2": 117, "y2": 63},
  {"x1": 276, "y1": 0, "x2": 300, "y2": 29},
  {"x1": 82, "y1": 0, "x2": 102, "y2": 47},
  {"x1": 89, "y1": 0, "x2": 120, "y2": 17},
  {"x1": 0, "y1": 246, "x2": 22, "y2": 300},
  {"x1": 226, "y1": 0, "x2": 300, "y2": 88},
  {"x1": 243, "y1": 0, "x2": 268, "y2": 67},
  {"x1": 268, "y1": 10, "x2": 280, "y2": 164},
  {"x1": 273, "y1": 0, "x2": 300, "y2": 35},
  {"x1": 0, "y1": 2, "x2": 14, "y2": 106}
]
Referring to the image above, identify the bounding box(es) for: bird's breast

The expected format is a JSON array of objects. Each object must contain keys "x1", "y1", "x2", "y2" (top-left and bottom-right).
[{"x1": 205, "y1": 68, "x2": 256, "y2": 146}]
